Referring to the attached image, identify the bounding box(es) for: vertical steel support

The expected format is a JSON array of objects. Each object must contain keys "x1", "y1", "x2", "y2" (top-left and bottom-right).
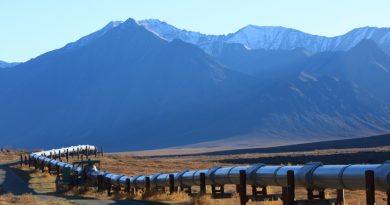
[
  {"x1": 56, "y1": 166, "x2": 60, "y2": 177},
  {"x1": 169, "y1": 174, "x2": 175, "y2": 194},
  {"x1": 107, "y1": 178, "x2": 112, "y2": 196},
  {"x1": 307, "y1": 188, "x2": 314, "y2": 200},
  {"x1": 239, "y1": 170, "x2": 247, "y2": 205},
  {"x1": 125, "y1": 178, "x2": 130, "y2": 193},
  {"x1": 282, "y1": 187, "x2": 287, "y2": 205},
  {"x1": 34, "y1": 159, "x2": 38, "y2": 170},
  {"x1": 319, "y1": 188, "x2": 325, "y2": 199},
  {"x1": 285, "y1": 170, "x2": 295, "y2": 205},
  {"x1": 336, "y1": 189, "x2": 344, "y2": 205},
  {"x1": 365, "y1": 170, "x2": 375, "y2": 205},
  {"x1": 262, "y1": 186, "x2": 267, "y2": 195},
  {"x1": 97, "y1": 175, "x2": 102, "y2": 192},
  {"x1": 48, "y1": 163, "x2": 51, "y2": 175},
  {"x1": 200, "y1": 172, "x2": 206, "y2": 194},
  {"x1": 145, "y1": 176, "x2": 151, "y2": 195},
  {"x1": 41, "y1": 161, "x2": 45, "y2": 173}
]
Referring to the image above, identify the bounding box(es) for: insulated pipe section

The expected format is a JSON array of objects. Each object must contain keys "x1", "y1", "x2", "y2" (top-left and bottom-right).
[
  {"x1": 105, "y1": 174, "x2": 125, "y2": 186},
  {"x1": 212, "y1": 166, "x2": 248, "y2": 185},
  {"x1": 313, "y1": 164, "x2": 381, "y2": 190},
  {"x1": 33, "y1": 145, "x2": 96, "y2": 157},
  {"x1": 30, "y1": 145, "x2": 96, "y2": 175}
]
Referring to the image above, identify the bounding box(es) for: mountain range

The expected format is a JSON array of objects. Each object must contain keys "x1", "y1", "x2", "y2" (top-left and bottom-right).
[
  {"x1": 139, "y1": 19, "x2": 390, "y2": 57},
  {"x1": 1, "y1": 18, "x2": 390, "y2": 151}
]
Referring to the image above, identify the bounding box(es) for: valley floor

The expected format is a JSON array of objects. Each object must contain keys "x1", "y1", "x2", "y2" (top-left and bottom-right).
[{"x1": 2, "y1": 145, "x2": 390, "y2": 204}]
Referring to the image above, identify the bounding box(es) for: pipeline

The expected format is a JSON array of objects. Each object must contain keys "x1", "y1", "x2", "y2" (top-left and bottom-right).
[{"x1": 29, "y1": 145, "x2": 390, "y2": 193}]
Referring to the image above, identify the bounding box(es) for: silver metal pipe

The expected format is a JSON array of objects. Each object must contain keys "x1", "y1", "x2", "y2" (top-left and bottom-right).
[{"x1": 30, "y1": 145, "x2": 390, "y2": 192}]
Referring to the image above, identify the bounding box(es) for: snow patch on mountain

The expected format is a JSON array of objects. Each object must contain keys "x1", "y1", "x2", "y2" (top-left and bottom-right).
[
  {"x1": 63, "y1": 21, "x2": 123, "y2": 51},
  {"x1": 138, "y1": 19, "x2": 390, "y2": 56}
]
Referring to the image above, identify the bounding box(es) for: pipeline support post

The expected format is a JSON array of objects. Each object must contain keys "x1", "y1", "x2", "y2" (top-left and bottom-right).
[
  {"x1": 365, "y1": 170, "x2": 375, "y2": 205},
  {"x1": 56, "y1": 166, "x2": 60, "y2": 177},
  {"x1": 97, "y1": 175, "x2": 102, "y2": 192},
  {"x1": 239, "y1": 170, "x2": 247, "y2": 205},
  {"x1": 336, "y1": 189, "x2": 344, "y2": 205},
  {"x1": 200, "y1": 172, "x2": 206, "y2": 194},
  {"x1": 284, "y1": 170, "x2": 295, "y2": 205},
  {"x1": 169, "y1": 174, "x2": 175, "y2": 194},
  {"x1": 41, "y1": 161, "x2": 45, "y2": 173},
  {"x1": 48, "y1": 163, "x2": 51, "y2": 175},
  {"x1": 107, "y1": 178, "x2": 112, "y2": 196},
  {"x1": 145, "y1": 176, "x2": 151, "y2": 195},
  {"x1": 307, "y1": 188, "x2": 314, "y2": 200},
  {"x1": 34, "y1": 159, "x2": 38, "y2": 170},
  {"x1": 262, "y1": 186, "x2": 267, "y2": 195},
  {"x1": 318, "y1": 188, "x2": 325, "y2": 199},
  {"x1": 125, "y1": 178, "x2": 130, "y2": 193}
]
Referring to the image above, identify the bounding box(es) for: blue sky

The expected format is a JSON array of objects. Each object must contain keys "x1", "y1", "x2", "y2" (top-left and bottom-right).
[{"x1": 1, "y1": 0, "x2": 390, "y2": 62}]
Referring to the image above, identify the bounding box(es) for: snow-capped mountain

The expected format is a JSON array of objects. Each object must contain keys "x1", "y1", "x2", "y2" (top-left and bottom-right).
[
  {"x1": 138, "y1": 19, "x2": 226, "y2": 55},
  {"x1": 2, "y1": 17, "x2": 390, "y2": 151},
  {"x1": 138, "y1": 19, "x2": 390, "y2": 56},
  {"x1": 63, "y1": 21, "x2": 123, "y2": 51}
]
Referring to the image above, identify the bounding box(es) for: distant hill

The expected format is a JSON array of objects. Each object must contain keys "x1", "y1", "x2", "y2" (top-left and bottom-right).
[
  {"x1": 184, "y1": 133, "x2": 390, "y2": 156},
  {"x1": 1, "y1": 18, "x2": 390, "y2": 151}
]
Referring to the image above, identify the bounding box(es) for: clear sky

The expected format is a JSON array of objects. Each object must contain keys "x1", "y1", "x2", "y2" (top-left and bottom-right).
[{"x1": 1, "y1": 0, "x2": 390, "y2": 62}]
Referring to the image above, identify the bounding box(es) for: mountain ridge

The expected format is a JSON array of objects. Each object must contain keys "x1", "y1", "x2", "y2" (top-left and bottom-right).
[
  {"x1": 138, "y1": 19, "x2": 390, "y2": 56},
  {"x1": 1, "y1": 18, "x2": 390, "y2": 151},
  {"x1": 0, "y1": 18, "x2": 258, "y2": 151}
]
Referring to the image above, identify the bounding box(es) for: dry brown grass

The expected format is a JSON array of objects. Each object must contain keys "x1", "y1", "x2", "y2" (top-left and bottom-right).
[
  {"x1": 0, "y1": 193, "x2": 70, "y2": 205},
  {"x1": 100, "y1": 153, "x2": 234, "y2": 176},
  {"x1": 10, "y1": 165, "x2": 57, "y2": 194},
  {"x1": 0, "y1": 151, "x2": 20, "y2": 163},
  {"x1": 146, "y1": 192, "x2": 192, "y2": 203},
  {"x1": 11, "y1": 147, "x2": 390, "y2": 204}
]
